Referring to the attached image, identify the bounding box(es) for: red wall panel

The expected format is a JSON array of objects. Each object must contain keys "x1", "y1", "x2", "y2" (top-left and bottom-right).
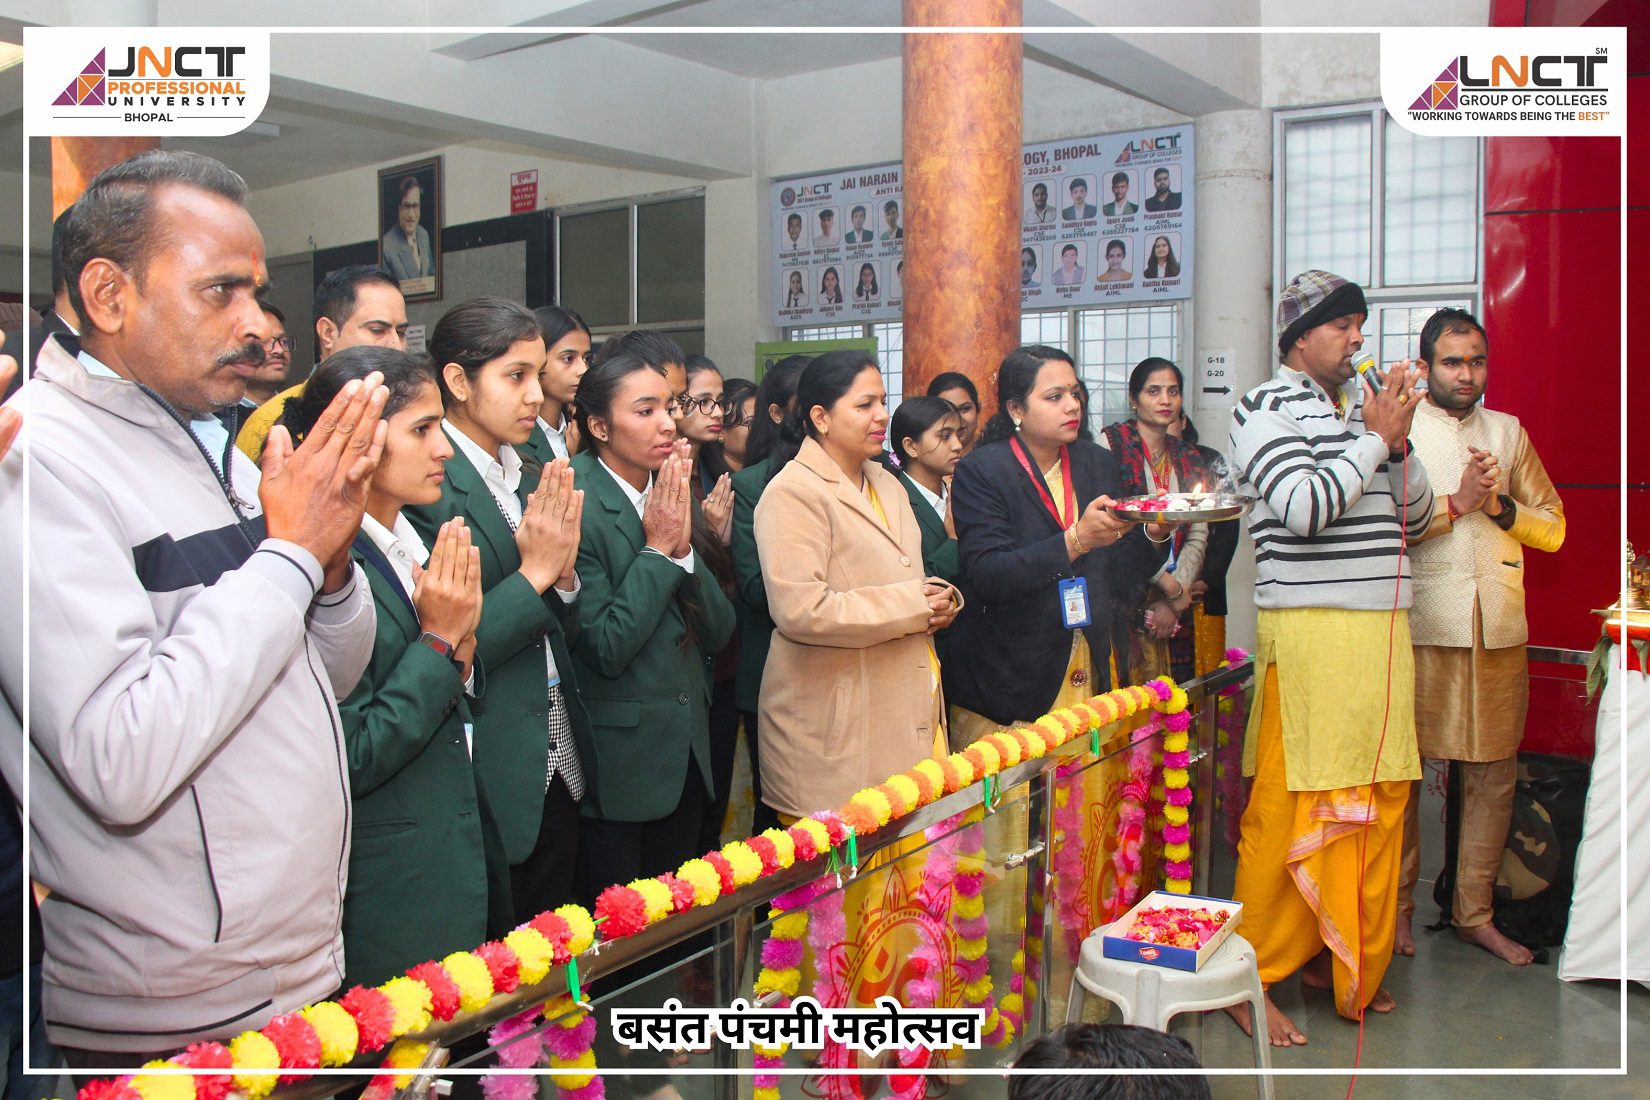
[
  {"x1": 1482, "y1": 208, "x2": 1622, "y2": 486},
  {"x1": 1485, "y1": 134, "x2": 1622, "y2": 214}
]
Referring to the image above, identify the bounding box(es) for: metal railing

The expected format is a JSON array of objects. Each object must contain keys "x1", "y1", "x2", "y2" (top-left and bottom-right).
[{"x1": 270, "y1": 658, "x2": 1256, "y2": 1098}]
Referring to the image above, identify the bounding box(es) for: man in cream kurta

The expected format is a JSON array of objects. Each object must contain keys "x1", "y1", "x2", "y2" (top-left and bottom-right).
[{"x1": 1400, "y1": 308, "x2": 1565, "y2": 965}]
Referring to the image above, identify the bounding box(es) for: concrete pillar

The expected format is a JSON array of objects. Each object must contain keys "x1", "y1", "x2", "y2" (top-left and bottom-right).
[
  {"x1": 51, "y1": 137, "x2": 159, "y2": 217},
  {"x1": 1191, "y1": 108, "x2": 1272, "y2": 652},
  {"x1": 901, "y1": 0, "x2": 1022, "y2": 411}
]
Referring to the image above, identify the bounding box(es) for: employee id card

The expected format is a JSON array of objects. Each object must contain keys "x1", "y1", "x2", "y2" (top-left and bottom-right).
[{"x1": 1058, "y1": 577, "x2": 1091, "y2": 629}]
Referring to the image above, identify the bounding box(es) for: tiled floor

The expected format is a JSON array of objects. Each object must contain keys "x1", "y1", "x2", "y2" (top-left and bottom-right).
[{"x1": 1185, "y1": 827, "x2": 1650, "y2": 1100}]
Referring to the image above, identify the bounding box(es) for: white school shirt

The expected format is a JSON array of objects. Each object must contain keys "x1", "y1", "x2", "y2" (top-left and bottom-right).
[{"x1": 536, "y1": 415, "x2": 570, "y2": 461}]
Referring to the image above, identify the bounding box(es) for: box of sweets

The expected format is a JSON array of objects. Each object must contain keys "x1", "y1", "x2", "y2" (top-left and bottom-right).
[{"x1": 1100, "y1": 890, "x2": 1243, "y2": 972}]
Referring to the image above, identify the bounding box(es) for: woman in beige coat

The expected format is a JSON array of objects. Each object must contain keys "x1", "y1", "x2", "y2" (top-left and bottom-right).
[{"x1": 754, "y1": 352, "x2": 962, "y2": 820}]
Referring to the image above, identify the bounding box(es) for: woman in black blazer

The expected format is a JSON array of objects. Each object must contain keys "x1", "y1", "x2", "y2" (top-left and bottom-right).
[{"x1": 943, "y1": 346, "x2": 1167, "y2": 741}]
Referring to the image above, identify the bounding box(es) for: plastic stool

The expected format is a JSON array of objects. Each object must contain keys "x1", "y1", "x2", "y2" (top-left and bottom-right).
[{"x1": 1066, "y1": 923, "x2": 1273, "y2": 1100}]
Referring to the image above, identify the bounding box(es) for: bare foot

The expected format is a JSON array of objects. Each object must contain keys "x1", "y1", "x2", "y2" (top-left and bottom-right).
[
  {"x1": 1456, "y1": 923, "x2": 1534, "y2": 965},
  {"x1": 1224, "y1": 993, "x2": 1308, "y2": 1047},
  {"x1": 1299, "y1": 949, "x2": 1332, "y2": 990},
  {"x1": 1394, "y1": 913, "x2": 1415, "y2": 956},
  {"x1": 1366, "y1": 986, "x2": 1396, "y2": 1014}
]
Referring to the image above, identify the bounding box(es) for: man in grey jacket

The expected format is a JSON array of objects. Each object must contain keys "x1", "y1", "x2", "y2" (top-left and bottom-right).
[{"x1": 0, "y1": 150, "x2": 383, "y2": 1065}]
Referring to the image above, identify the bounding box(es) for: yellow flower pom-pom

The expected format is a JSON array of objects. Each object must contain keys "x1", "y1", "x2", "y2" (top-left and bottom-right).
[
  {"x1": 721, "y1": 840, "x2": 764, "y2": 886},
  {"x1": 955, "y1": 853, "x2": 986, "y2": 876},
  {"x1": 771, "y1": 911, "x2": 809, "y2": 940},
  {"x1": 380, "y1": 975, "x2": 434, "y2": 1036},
  {"x1": 1163, "y1": 804, "x2": 1190, "y2": 826},
  {"x1": 987, "y1": 733, "x2": 1021, "y2": 768},
  {"x1": 962, "y1": 976, "x2": 993, "y2": 1003},
  {"x1": 229, "y1": 1030, "x2": 281, "y2": 1100},
  {"x1": 946, "y1": 753, "x2": 976, "y2": 787},
  {"x1": 504, "y1": 927, "x2": 556, "y2": 986},
  {"x1": 954, "y1": 892, "x2": 985, "y2": 920},
  {"x1": 752, "y1": 1043, "x2": 786, "y2": 1059},
  {"x1": 629, "y1": 877, "x2": 675, "y2": 924},
  {"x1": 1163, "y1": 731, "x2": 1190, "y2": 753},
  {"x1": 441, "y1": 951, "x2": 496, "y2": 1013},
  {"x1": 913, "y1": 758, "x2": 946, "y2": 791},
  {"x1": 550, "y1": 1049, "x2": 597, "y2": 1089},
  {"x1": 971, "y1": 740, "x2": 1001, "y2": 775},
  {"x1": 132, "y1": 1062, "x2": 194, "y2": 1100},
  {"x1": 1168, "y1": 686, "x2": 1189, "y2": 713},
  {"x1": 995, "y1": 1017, "x2": 1017, "y2": 1048},
  {"x1": 850, "y1": 787, "x2": 893, "y2": 826},
  {"x1": 885, "y1": 774, "x2": 922, "y2": 814},
  {"x1": 760, "y1": 827, "x2": 797, "y2": 868},
  {"x1": 383, "y1": 1040, "x2": 431, "y2": 1088},
  {"x1": 958, "y1": 936, "x2": 988, "y2": 961},
  {"x1": 793, "y1": 817, "x2": 832, "y2": 854},
  {"x1": 677, "y1": 859, "x2": 723, "y2": 906},
  {"x1": 543, "y1": 994, "x2": 576, "y2": 1022},
  {"x1": 1164, "y1": 842, "x2": 1192, "y2": 862},
  {"x1": 1032, "y1": 716, "x2": 1064, "y2": 750},
  {"x1": 755, "y1": 966, "x2": 802, "y2": 997},
  {"x1": 555, "y1": 904, "x2": 597, "y2": 955},
  {"x1": 1163, "y1": 767, "x2": 1189, "y2": 787},
  {"x1": 999, "y1": 992, "x2": 1024, "y2": 1021},
  {"x1": 302, "y1": 1001, "x2": 360, "y2": 1066}
]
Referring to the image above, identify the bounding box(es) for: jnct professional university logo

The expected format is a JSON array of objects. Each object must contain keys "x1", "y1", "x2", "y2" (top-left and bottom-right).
[
  {"x1": 25, "y1": 28, "x2": 269, "y2": 137},
  {"x1": 52, "y1": 48, "x2": 107, "y2": 107},
  {"x1": 1408, "y1": 58, "x2": 1461, "y2": 114}
]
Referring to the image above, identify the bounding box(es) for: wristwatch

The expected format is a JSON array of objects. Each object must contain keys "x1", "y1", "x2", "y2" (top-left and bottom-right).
[{"x1": 419, "y1": 631, "x2": 456, "y2": 660}]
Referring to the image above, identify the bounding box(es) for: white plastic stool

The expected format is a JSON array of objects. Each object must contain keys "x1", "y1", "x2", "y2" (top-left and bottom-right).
[{"x1": 1066, "y1": 923, "x2": 1273, "y2": 1100}]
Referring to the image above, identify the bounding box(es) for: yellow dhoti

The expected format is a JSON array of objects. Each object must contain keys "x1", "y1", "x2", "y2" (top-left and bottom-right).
[{"x1": 1235, "y1": 664, "x2": 1411, "y2": 1018}]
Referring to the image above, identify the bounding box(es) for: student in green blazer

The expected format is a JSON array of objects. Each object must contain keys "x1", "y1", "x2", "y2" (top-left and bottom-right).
[
  {"x1": 568, "y1": 350, "x2": 735, "y2": 898},
  {"x1": 890, "y1": 395, "x2": 965, "y2": 584},
  {"x1": 275, "y1": 346, "x2": 511, "y2": 989},
  {"x1": 728, "y1": 357, "x2": 808, "y2": 834},
  {"x1": 403, "y1": 298, "x2": 589, "y2": 924},
  {"x1": 521, "y1": 306, "x2": 592, "y2": 467}
]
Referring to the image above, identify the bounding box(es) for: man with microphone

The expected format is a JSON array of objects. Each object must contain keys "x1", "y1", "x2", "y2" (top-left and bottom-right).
[
  {"x1": 1226, "y1": 270, "x2": 1434, "y2": 1047},
  {"x1": 1396, "y1": 308, "x2": 1565, "y2": 965}
]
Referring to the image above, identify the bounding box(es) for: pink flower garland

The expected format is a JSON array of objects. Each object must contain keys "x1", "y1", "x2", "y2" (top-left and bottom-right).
[{"x1": 480, "y1": 1009, "x2": 543, "y2": 1100}]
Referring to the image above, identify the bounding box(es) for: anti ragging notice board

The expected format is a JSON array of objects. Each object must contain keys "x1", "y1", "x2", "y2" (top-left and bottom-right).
[{"x1": 770, "y1": 124, "x2": 1194, "y2": 328}]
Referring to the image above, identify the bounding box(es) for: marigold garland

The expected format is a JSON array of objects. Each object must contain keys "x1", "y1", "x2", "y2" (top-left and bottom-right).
[
  {"x1": 78, "y1": 671, "x2": 1218, "y2": 1100},
  {"x1": 300, "y1": 1001, "x2": 359, "y2": 1066},
  {"x1": 226, "y1": 1030, "x2": 280, "y2": 1100},
  {"x1": 260, "y1": 1012, "x2": 322, "y2": 1084},
  {"x1": 675, "y1": 857, "x2": 723, "y2": 906},
  {"x1": 128, "y1": 1066, "x2": 192, "y2": 1100},
  {"x1": 502, "y1": 927, "x2": 555, "y2": 986}
]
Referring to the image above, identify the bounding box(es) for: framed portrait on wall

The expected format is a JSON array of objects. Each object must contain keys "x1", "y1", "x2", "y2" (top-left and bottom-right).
[{"x1": 377, "y1": 156, "x2": 442, "y2": 301}]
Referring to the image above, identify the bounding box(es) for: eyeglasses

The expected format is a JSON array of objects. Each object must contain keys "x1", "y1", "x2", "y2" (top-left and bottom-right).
[
  {"x1": 264, "y1": 336, "x2": 295, "y2": 352},
  {"x1": 724, "y1": 412, "x2": 755, "y2": 430},
  {"x1": 671, "y1": 394, "x2": 733, "y2": 416}
]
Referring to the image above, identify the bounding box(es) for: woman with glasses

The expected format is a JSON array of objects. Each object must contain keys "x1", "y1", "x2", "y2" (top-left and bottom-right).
[
  {"x1": 680, "y1": 355, "x2": 744, "y2": 850},
  {"x1": 944, "y1": 346, "x2": 1166, "y2": 746}
]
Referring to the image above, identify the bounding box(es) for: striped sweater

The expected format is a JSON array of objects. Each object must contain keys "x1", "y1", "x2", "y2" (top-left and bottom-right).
[{"x1": 1229, "y1": 366, "x2": 1434, "y2": 611}]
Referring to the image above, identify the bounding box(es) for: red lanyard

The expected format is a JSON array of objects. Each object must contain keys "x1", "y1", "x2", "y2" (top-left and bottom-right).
[{"x1": 1009, "y1": 437, "x2": 1075, "y2": 528}]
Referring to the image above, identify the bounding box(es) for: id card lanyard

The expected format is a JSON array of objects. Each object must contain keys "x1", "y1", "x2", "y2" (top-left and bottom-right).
[{"x1": 1009, "y1": 437, "x2": 1091, "y2": 629}]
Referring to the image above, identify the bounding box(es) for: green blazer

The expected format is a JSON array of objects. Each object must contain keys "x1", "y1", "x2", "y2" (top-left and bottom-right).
[
  {"x1": 568, "y1": 450, "x2": 736, "y2": 822},
  {"x1": 729, "y1": 457, "x2": 773, "y2": 714},
  {"x1": 897, "y1": 470, "x2": 962, "y2": 660},
  {"x1": 896, "y1": 470, "x2": 961, "y2": 583},
  {"x1": 403, "y1": 427, "x2": 589, "y2": 865},
  {"x1": 519, "y1": 421, "x2": 566, "y2": 469},
  {"x1": 338, "y1": 535, "x2": 511, "y2": 989}
]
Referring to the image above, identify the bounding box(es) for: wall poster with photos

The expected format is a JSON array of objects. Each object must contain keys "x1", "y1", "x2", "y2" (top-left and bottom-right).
[{"x1": 769, "y1": 125, "x2": 1193, "y2": 327}]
